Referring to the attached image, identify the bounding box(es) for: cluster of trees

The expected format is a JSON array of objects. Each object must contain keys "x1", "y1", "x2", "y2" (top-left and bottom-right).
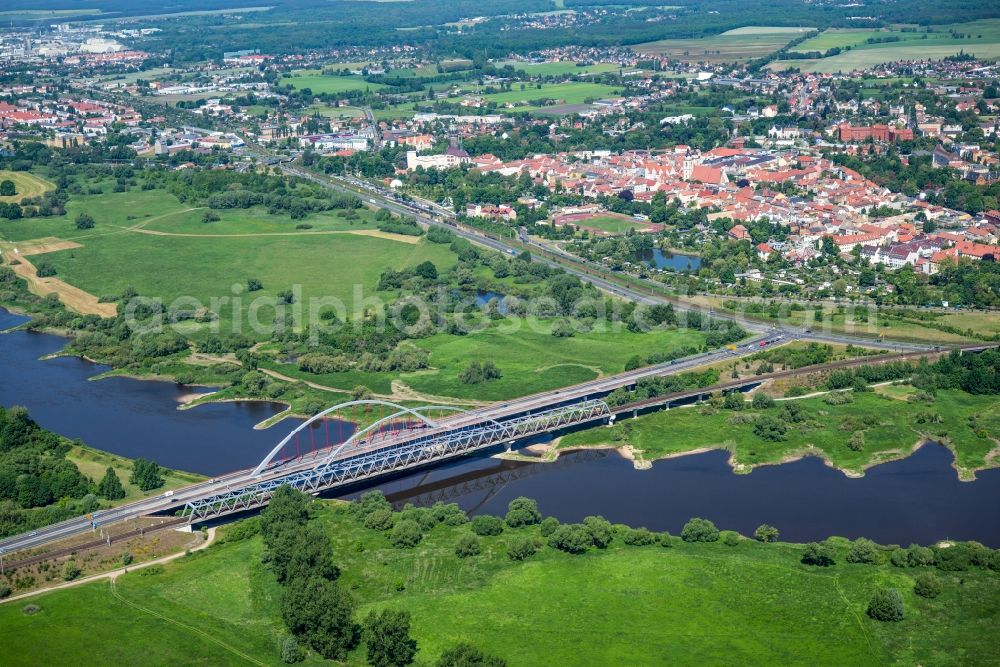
[
  {"x1": 374, "y1": 209, "x2": 424, "y2": 237},
  {"x1": 0, "y1": 407, "x2": 140, "y2": 538},
  {"x1": 603, "y1": 368, "x2": 721, "y2": 408},
  {"x1": 458, "y1": 360, "x2": 502, "y2": 385}
]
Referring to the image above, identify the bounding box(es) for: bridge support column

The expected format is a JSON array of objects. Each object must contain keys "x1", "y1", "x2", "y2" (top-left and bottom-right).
[
  {"x1": 632, "y1": 410, "x2": 638, "y2": 419},
  {"x1": 607, "y1": 414, "x2": 616, "y2": 427}
]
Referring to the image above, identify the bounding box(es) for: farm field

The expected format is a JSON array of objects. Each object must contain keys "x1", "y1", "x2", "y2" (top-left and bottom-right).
[
  {"x1": 560, "y1": 388, "x2": 1000, "y2": 480},
  {"x1": 773, "y1": 19, "x2": 1000, "y2": 71},
  {"x1": 2, "y1": 501, "x2": 997, "y2": 666},
  {"x1": 789, "y1": 28, "x2": 884, "y2": 53},
  {"x1": 279, "y1": 71, "x2": 387, "y2": 94},
  {"x1": 0, "y1": 171, "x2": 55, "y2": 204},
  {"x1": 497, "y1": 60, "x2": 622, "y2": 76},
  {"x1": 636, "y1": 26, "x2": 815, "y2": 63}
]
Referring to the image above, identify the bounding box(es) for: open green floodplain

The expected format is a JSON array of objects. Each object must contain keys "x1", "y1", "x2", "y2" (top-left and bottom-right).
[{"x1": 2, "y1": 500, "x2": 997, "y2": 666}]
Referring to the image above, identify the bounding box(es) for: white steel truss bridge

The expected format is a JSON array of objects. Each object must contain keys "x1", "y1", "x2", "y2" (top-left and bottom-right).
[{"x1": 181, "y1": 398, "x2": 611, "y2": 523}]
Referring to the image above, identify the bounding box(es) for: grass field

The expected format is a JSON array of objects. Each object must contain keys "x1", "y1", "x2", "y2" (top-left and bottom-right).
[
  {"x1": 636, "y1": 26, "x2": 815, "y2": 63},
  {"x1": 789, "y1": 28, "x2": 883, "y2": 52},
  {"x1": 575, "y1": 214, "x2": 653, "y2": 235},
  {"x1": 561, "y1": 388, "x2": 1000, "y2": 479},
  {"x1": 0, "y1": 188, "x2": 456, "y2": 329},
  {"x1": 3, "y1": 501, "x2": 997, "y2": 666},
  {"x1": 0, "y1": 171, "x2": 55, "y2": 204},
  {"x1": 265, "y1": 320, "x2": 707, "y2": 400},
  {"x1": 304, "y1": 103, "x2": 366, "y2": 119},
  {"x1": 402, "y1": 319, "x2": 706, "y2": 401},
  {"x1": 478, "y1": 81, "x2": 618, "y2": 109},
  {"x1": 773, "y1": 19, "x2": 1000, "y2": 71},
  {"x1": 279, "y1": 71, "x2": 387, "y2": 94},
  {"x1": 497, "y1": 60, "x2": 622, "y2": 77},
  {"x1": 67, "y1": 444, "x2": 205, "y2": 504}
]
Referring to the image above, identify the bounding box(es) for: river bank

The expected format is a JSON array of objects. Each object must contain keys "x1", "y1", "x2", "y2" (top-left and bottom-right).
[{"x1": 557, "y1": 385, "x2": 1000, "y2": 481}]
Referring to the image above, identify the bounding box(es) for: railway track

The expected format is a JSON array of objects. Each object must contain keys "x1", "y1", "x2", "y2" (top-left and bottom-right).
[{"x1": 1, "y1": 517, "x2": 187, "y2": 571}]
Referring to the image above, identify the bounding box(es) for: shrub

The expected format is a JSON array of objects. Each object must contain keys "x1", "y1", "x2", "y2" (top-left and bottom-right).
[
  {"x1": 454, "y1": 534, "x2": 481, "y2": 558},
  {"x1": 280, "y1": 636, "x2": 306, "y2": 664},
  {"x1": 22, "y1": 604, "x2": 41, "y2": 615},
  {"x1": 364, "y1": 508, "x2": 394, "y2": 531},
  {"x1": 721, "y1": 531, "x2": 741, "y2": 547},
  {"x1": 935, "y1": 544, "x2": 971, "y2": 571},
  {"x1": 751, "y1": 392, "x2": 775, "y2": 409},
  {"x1": 823, "y1": 391, "x2": 854, "y2": 405},
  {"x1": 890, "y1": 548, "x2": 909, "y2": 567},
  {"x1": 471, "y1": 515, "x2": 504, "y2": 536},
  {"x1": 548, "y1": 524, "x2": 592, "y2": 554},
  {"x1": 505, "y1": 497, "x2": 541, "y2": 528},
  {"x1": 121, "y1": 552, "x2": 134, "y2": 566},
  {"x1": 801, "y1": 542, "x2": 835, "y2": 567},
  {"x1": 0, "y1": 585, "x2": 11, "y2": 599},
  {"x1": 361, "y1": 609, "x2": 417, "y2": 667},
  {"x1": 507, "y1": 537, "x2": 540, "y2": 561},
  {"x1": 908, "y1": 545, "x2": 935, "y2": 567},
  {"x1": 436, "y1": 643, "x2": 507, "y2": 667},
  {"x1": 846, "y1": 538, "x2": 880, "y2": 564},
  {"x1": 75, "y1": 212, "x2": 95, "y2": 229},
  {"x1": 681, "y1": 518, "x2": 719, "y2": 543},
  {"x1": 539, "y1": 516, "x2": 560, "y2": 537},
  {"x1": 848, "y1": 430, "x2": 865, "y2": 452},
  {"x1": 723, "y1": 392, "x2": 745, "y2": 410},
  {"x1": 660, "y1": 532, "x2": 674, "y2": 547},
  {"x1": 63, "y1": 561, "x2": 82, "y2": 581},
  {"x1": 623, "y1": 527, "x2": 658, "y2": 546},
  {"x1": 390, "y1": 520, "x2": 423, "y2": 548},
  {"x1": 443, "y1": 512, "x2": 469, "y2": 526},
  {"x1": 754, "y1": 524, "x2": 779, "y2": 543},
  {"x1": 398, "y1": 505, "x2": 437, "y2": 532},
  {"x1": 989, "y1": 550, "x2": 1000, "y2": 572},
  {"x1": 867, "y1": 586, "x2": 904, "y2": 622},
  {"x1": 913, "y1": 573, "x2": 941, "y2": 598},
  {"x1": 583, "y1": 516, "x2": 613, "y2": 548},
  {"x1": 753, "y1": 415, "x2": 787, "y2": 441}
]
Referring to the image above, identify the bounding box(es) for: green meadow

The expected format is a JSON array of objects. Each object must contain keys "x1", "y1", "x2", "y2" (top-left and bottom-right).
[
  {"x1": 263, "y1": 319, "x2": 707, "y2": 400},
  {"x1": 497, "y1": 60, "x2": 622, "y2": 77},
  {"x1": 479, "y1": 81, "x2": 618, "y2": 108},
  {"x1": 774, "y1": 19, "x2": 1000, "y2": 71},
  {"x1": 2, "y1": 501, "x2": 997, "y2": 666},
  {"x1": 279, "y1": 71, "x2": 388, "y2": 94},
  {"x1": 637, "y1": 26, "x2": 814, "y2": 63},
  {"x1": 0, "y1": 188, "x2": 457, "y2": 331},
  {"x1": 561, "y1": 387, "x2": 1000, "y2": 479},
  {"x1": 576, "y1": 214, "x2": 652, "y2": 235}
]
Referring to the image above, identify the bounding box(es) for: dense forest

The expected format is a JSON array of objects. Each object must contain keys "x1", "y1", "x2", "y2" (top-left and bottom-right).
[{"x1": 8, "y1": 0, "x2": 997, "y2": 60}]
